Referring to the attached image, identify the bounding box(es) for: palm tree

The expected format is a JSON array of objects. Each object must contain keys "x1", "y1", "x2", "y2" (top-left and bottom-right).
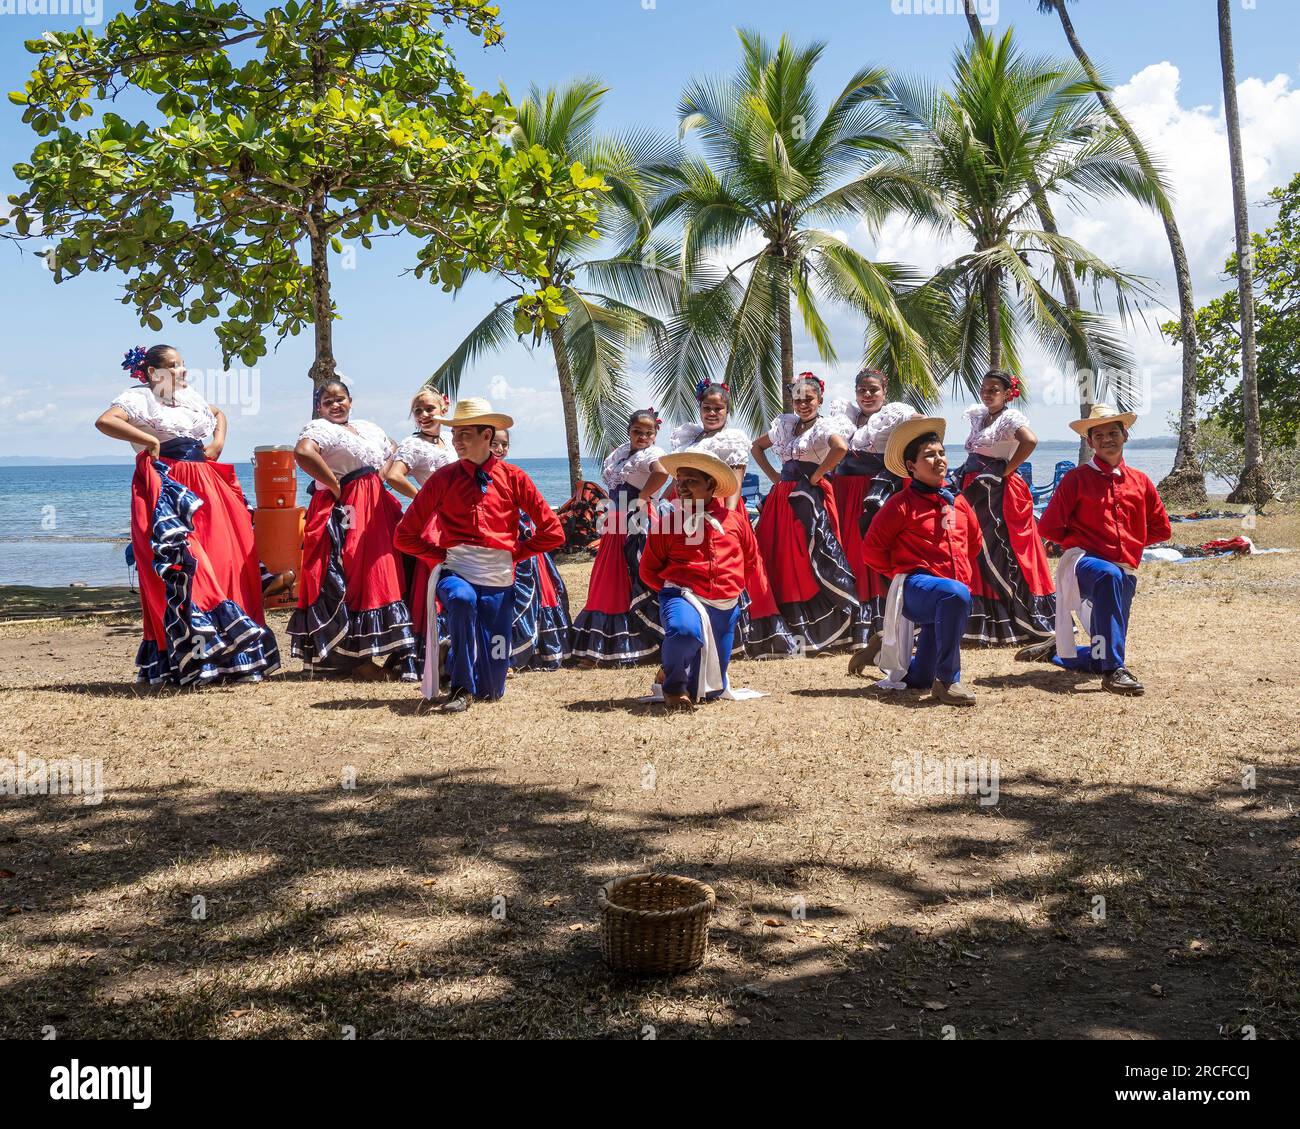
[
  {"x1": 644, "y1": 29, "x2": 940, "y2": 431},
  {"x1": 1035, "y1": 1, "x2": 1205, "y2": 503},
  {"x1": 874, "y1": 30, "x2": 1157, "y2": 407},
  {"x1": 1216, "y1": 0, "x2": 1271, "y2": 507},
  {"x1": 430, "y1": 79, "x2": 676, "y2": 492}
]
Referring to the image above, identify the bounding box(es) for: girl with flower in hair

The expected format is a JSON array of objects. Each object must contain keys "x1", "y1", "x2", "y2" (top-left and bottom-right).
[
  {"x1": 569, "y1": 408, "x2": 669, "y2": 665},
  {"x1": 289, "y1": 379, "x2": 419, "y2": 681},
  {"x1": 827, "y1": 368, "x2": 919, "y2": 661},
  {"x1": 958, "y1": 370, "x2": 1055, "y2": 645},
  {"x1": 671, "y1": 380, "x2": 795, "y2": 660},
  {"x1": 750, "y1": 372, "x2": 858, "y2": 652},
  {"x1": 94, "y1": 345, "x2": 279, "y2": 684}
]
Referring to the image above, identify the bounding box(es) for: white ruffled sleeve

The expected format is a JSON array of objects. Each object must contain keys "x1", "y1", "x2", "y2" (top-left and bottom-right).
[
  {"x1": 670, "y1": 422, "x2": 704, "y2": 452},
  {"x1": 860, "y1": 401, "x2": 918, "y2": 453},
  {"x1": 826, "y1": 398, "x2": 861, "y2": 427},
  {"x1": 706, "y1": 428, "x2": 754, "y2": 468},
  {"x1": 766, "y1": 414, "x2": 794, "y2": 449},
  {"x1": 602, "y1": 442, "x2": 632, "y2": 490},
  {"x1": 996, "y1": 407, "x2": 1031, "y2": 441},
  {"x1": 816, "y1": 413, "x2": 856, "y2": 443},
  {"x1": 109, "y1": 386, "x2": 151, "y2": 426},
  {"x1": 626, "y1": 445, "x2": 666, "y2": 476},
  {"x1": 298, "y1": 418, "x2": 339, "y2": 452},
  {"x1": 393, "y1": 435, "x2": 427, "y2": 472}
]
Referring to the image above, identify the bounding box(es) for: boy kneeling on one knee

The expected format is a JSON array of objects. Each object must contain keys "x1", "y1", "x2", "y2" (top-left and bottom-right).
[
  {"x1": 639, "y1": 450, "x2": 774, "y2": 710},
  {"x1": 860, "y1": 418, "x2": 982, "y2": 706}
]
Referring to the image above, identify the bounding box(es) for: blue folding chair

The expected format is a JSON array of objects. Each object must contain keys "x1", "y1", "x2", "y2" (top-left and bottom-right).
[{"x1": 741, "y1": 472, "x2": 761, "y2": 518}]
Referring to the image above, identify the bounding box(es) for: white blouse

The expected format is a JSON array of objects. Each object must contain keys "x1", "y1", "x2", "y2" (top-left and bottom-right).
[
  {"x1": 670, "y1": 422, "x2": 752, "y2": 468},
  {"x1": 843, "y1": 401, "x2": 918, "y2": 454},
  {"x1": 110, "y1": 385, "x2": 216, "y2": 451},
  {"x1": 393, "y1": 432, "x2": 455, "y2": 486},
  {"x1": 964, "y1": 404, "x2": 1030, "y2": 461},
  {"x1": 602, "y1": 442, "x2": 666, "y2": 492},
  {"x1": 765, "y1": 413, "x2": 854, "y2": 465},
  {"x1": 299, "y1": 418, "x2": 394, "y2": 476}
]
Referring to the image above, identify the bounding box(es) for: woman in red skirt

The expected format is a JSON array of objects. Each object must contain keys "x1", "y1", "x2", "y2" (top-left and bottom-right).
[
  {"x1": 828, "y1": 368, "x2": 919, "y2": 660},
  {"x1": 670, "y1": 380, "x2": 795, "y2": 660},
  {"x1": 751, "y1": 373, "x2": 858, "y2": 652},
  {"x1": 95, "y1": 345, "x2": 279, "y2": 685},
  {"x1": 959, "y1": 370, "x2": 1056, "y2": 644},
  {"x1": 569, "y1": 408, "x2": 669, "y2": 665},
  {"x1": 289, "y1": 379, "x2": 418, "y2": 681}
]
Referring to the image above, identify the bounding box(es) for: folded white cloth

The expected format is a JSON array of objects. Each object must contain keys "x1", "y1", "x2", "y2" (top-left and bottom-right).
[
  {"x1": 1053, "y1": 546, "x2": 1089, "y2": 658},
  {"x1": 875, "y1": 571, "x2": 915, "y2": 691}
]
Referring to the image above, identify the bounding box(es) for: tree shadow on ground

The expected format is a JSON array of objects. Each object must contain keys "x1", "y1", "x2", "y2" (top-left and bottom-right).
[{"x1": 0, "y1": 756, "x2": 1295, "y2": 1040}]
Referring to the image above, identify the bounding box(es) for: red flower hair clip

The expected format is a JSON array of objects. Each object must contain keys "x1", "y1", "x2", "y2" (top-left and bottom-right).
[
  {"x1": 792, "y1": 371, "x2": 825, "y2": 395},
  {"x1": 1007, "y1": 374, "x2": 1022, "y2": 401}
]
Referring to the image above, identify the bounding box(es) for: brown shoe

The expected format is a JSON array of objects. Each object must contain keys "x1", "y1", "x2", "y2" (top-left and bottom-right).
[
  {"x1": 1101, "y1": 668, "x2": 1144, "y2": 696},
  {"x1": 1015, "y1": 639, "x2": 1056, "y2": 663},
  {"x1": 847, "y1": 633, "x2": 883, "y2": 677},
  {"x1": 931, "y1": 678, "x2": 976, "y2": 706}
]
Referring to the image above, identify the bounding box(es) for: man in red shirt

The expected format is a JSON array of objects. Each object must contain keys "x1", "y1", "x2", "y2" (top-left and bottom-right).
[
  {"x1": 394, "y1": 399, "x2": 564, "y2": 713},
  {"x1": 1030, "y1": 405, "x2": 1172, "y2": 695},
  {"x1": 639, "y1": 451, "x2": 772, "y2": 709},
  {"x1": 860, "y1": 419, "x2": 982, "y2": 706}
]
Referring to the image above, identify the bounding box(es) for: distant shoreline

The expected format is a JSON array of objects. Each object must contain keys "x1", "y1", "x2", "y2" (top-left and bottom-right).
[{"x1": 0, "y1": 437, "x2": 1180, "y2": 467}]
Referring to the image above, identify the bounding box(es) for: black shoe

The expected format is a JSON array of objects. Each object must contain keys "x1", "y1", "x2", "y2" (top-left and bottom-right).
[
  {"x1": 847, "y1": 633, "x2": 883, "y2": 677},
  {"x1": 437, "y1": 688, "x2": 472, "y2": 713},
  {"x1": 1101, "y1": 668, "x2": 1144, "y2": 696},
  {"x1": 1015, "y1": 639, "x2": 1057, "y2": 663}
]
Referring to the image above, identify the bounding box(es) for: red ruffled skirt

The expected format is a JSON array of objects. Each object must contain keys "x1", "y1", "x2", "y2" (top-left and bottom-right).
[
  {"x1": 130, "y1": 452, "x2": 278, "y2": 684},
  {"x1": 287, "y1": 470, "x2": 417, "y2": 675}
]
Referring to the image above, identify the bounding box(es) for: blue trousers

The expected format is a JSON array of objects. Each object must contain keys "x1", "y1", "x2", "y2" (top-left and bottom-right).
[
  {"x1": 902, "y1": 573, "x2": 972, "y2": 687},
  {"x1": 659, "y1": 589, "x2": 742, "y2": 700},
  {"x1": 1053, "y1": 555, "x2": 1136, "y2": 673},
  {"x1": 437, "y1": 571, "x2": 514, "y2": 700}
]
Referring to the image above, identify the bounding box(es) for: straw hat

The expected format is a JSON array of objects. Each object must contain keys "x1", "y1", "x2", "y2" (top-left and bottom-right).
[
  {"x1": 660, "y1": 450, "x2": 740, "y2": 499},
  {"x1": 432, "y1": 397, "x2": 513, "y2": 430},
  {"x1": 884, "y1": 416, "x2": 947, "y2": 479},
  {"x1": 1068, "y1": 403, "x2": 1138, "y2": 437}
]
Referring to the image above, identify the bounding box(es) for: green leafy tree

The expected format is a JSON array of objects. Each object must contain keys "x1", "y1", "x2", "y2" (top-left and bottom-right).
[
  {"x1": 1163, "y1": 175, "x2": 1300, "y2": 461},
  {"x1": 4, "y1": 0, "x2": 601, "y2": 407},
  {"x1": 875, "y1": 30, "x2": 1158, "y2": 406},
  {"x1": 646, "y1": 29, "x2": 942, "y2": 431},
  {"x1": 430, "y1": 78, "x2": 676, "y2": 491}
]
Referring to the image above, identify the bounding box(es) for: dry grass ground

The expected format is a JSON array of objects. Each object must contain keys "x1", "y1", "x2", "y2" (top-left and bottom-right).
[{"x1": 1, "y1": 510, "x2": 1297, "y2": 1040}]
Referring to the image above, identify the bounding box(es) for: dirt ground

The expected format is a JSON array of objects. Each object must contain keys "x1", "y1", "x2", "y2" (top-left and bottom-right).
[{"x1": 1, "y1": 510, "x2": 1297, "y2": 1040}]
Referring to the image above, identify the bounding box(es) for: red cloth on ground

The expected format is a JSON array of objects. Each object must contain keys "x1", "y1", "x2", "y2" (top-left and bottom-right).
[{"x1": 1038, "y1": 459, "x2": 1172, "y2": 570}]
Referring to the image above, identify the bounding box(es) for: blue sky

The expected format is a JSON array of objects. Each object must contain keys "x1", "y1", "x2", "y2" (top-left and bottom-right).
[{"x1": 2, "y1": 0, "x2": 1299, "y2": 460}]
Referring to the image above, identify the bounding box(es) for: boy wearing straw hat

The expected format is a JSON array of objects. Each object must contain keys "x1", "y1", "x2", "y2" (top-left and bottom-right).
[
  {"x1": 860, "y1": 418, "x2": 982, "y2": 706},
  {"x1": 638, "y1": 450, "x2": 772, "y2": 709},
  {"x1": 394, "y1": 398, "x2": 564, "y2": 713},
  {"x1": 1026, "y1": 405, "x2": 1171, "y2": 696}
]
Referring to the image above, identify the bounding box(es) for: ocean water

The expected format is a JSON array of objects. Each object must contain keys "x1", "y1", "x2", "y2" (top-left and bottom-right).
[{"x1": 0, "y1": 447, "x2": 1195, "y2": 588}]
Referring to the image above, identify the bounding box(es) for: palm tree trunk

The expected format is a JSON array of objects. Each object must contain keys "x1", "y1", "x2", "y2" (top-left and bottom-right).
[
  {"x1": 1051, "y1": 0, "x2": 1205, "y2": 503},
  {"x1": 549, "y1": 322, "x2": 585, "y2": 495},
  {"x1": 306, "y1": 208, "x2": 336, "y2": 416},
  {"x1": 1030, "y1": 176, "x2": 1096, "y2": 465},
  {"x1": 776, "y1": 252, "x2": 795, "y2": 414},
  {"x1": 1217, "y1": 0, "x2": 1271, "y2": 508},
  {"x1": 964, "y1": 3, "x2": 985, "y2": 45},
  {"x1": 983, "y1": 267, "x2": 1002, "y2": 371}
]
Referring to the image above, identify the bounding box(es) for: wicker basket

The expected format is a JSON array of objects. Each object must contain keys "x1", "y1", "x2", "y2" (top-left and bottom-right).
[{"x1": 598, "y1": 872, "x2": 715, "y2": 976}]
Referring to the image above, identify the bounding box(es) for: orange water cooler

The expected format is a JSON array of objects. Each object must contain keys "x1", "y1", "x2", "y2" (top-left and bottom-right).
[{"x1": 251, "y1": 445, "x2": 304, "y2": 608}]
